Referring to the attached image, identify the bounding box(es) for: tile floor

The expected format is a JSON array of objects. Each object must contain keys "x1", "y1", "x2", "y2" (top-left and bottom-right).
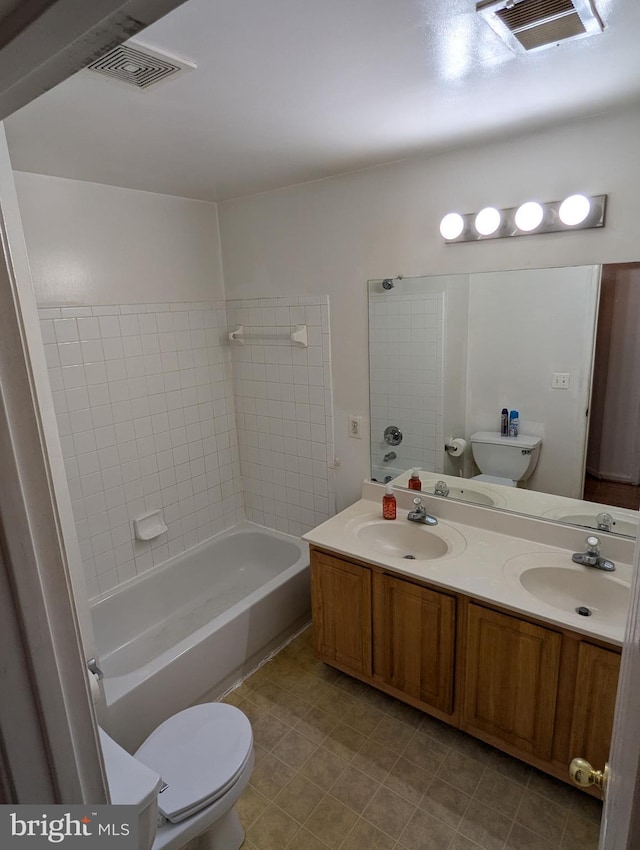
[{"x1": 222, "y1": 627, "x2": 602, "y2": 850}]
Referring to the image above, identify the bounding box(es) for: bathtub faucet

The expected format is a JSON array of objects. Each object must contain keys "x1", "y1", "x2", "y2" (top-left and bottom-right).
[{"x1": 383, "y1": 451, "x2": 397, "y2": 463}]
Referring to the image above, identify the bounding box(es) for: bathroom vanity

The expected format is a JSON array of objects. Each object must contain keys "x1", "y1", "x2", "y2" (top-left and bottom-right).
[{"x1": 303, "y1": 483, "x2": 633, "y2": 796}]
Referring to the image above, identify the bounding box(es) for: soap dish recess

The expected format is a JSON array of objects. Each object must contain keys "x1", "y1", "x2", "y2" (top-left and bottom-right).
[{"x1": 133, "y1": 510, "x2": 168, "y2": 541}]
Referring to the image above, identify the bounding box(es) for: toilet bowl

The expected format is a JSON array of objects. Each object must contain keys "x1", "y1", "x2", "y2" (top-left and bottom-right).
[
  {"x1": 101, "y1": 703, "x2": 254, "y2": 850},
  {"x1": 470, "y1": 431, "x2": 542, "y2": 488}
]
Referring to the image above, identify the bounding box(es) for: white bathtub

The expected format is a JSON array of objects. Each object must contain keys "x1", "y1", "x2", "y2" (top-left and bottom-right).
[{"x1": 91, "y1": 522, "x2": 310, "y2": 751}]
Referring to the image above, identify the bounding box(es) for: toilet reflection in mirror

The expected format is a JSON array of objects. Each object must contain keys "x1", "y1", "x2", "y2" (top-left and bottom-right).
[{"x1": 368, "y1": 262, "x2": 640, "y2": 538}]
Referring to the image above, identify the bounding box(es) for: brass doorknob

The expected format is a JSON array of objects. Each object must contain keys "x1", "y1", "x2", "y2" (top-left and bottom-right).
[{"x1": 569, "y1": 757, "x2": 609, "y2": 794}]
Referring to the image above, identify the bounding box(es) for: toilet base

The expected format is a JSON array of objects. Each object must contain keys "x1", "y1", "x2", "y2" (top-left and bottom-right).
[{"x1": 198, "y1": 807, "x2": 244, "y2": 850}]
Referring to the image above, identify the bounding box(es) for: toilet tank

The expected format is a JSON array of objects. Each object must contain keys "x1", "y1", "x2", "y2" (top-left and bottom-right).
[
  {"x1": 99, "y1": 728, "x2": 162, "y2": 850},
  {"x1": 470, "y1": 431, "x2": 542, "y2": 481}
]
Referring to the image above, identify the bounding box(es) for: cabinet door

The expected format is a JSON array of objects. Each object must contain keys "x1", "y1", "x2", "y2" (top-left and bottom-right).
[
  {"x1": 569, "y1": 642, "x2": 621, "y2": 770},
  {"x1": 462, "y1": 604, "x2": 562, "y2": 760},
  {"x1": 311, "y1": 552, "x2": 372, "y2": 676},
  {"x1": 376, "y1": 574, "x2": 456, "y2": 714}
]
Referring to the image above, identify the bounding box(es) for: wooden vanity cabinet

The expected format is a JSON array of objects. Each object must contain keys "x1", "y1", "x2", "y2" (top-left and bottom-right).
[
  {"x1": 373, "y1": 573, "x2": 456, "y2": 715},
  {"x1": 460, "y1": 603, "x2": 562, "y2": 760},
  {"x1": 311, "y1": 550, "x2": 372, "y2": 677},
  {"x1": 310, "y1": 545, "x2": 621, "y2": 790}
]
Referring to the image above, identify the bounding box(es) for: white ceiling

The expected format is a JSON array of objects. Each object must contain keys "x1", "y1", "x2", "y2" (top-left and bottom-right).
[{"x1": 5, "y1": 0, "x2": 640, "y2": 201}]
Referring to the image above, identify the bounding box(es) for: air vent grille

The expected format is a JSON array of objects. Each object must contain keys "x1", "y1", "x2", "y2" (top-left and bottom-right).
[
  {"x1": 86, "y1": 42, "x2": 195, "y2": 90},
  {"x1": 477, "y1": 0, "x2": 603, "y2": 52}
]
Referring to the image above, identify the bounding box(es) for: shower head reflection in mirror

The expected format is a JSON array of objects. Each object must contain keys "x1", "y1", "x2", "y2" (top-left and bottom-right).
[{"x1": 368, "y1": 262, "x2": 640, "y2": 539}]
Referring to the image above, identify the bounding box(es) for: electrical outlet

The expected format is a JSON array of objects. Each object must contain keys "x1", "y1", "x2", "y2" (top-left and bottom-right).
[
  {"x1": 348, "y1": 415, "x2": 363, "y2": 439},
  {"x1": 552, "y1": 372, "x2": 570, "y2": 390}
]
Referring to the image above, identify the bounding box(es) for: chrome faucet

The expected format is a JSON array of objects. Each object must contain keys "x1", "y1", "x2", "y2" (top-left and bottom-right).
[
  {"x1": 383, "y1": 451, "x2": 397, "y2": 463},
  {"x1": 434, "y1": 480, "x2": 450, "y2": 497},
  {"x1": 596, "y1": 512, "x2": 613, "y2": 532},
  {"x1": 572, "y1": 536, "x2": 615, "y2": 571},
  {"x1": 407, "y1": 496, "x2": 438, "y2": 526}
]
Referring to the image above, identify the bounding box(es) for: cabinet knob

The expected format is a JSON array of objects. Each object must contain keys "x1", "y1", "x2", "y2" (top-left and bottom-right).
[{"x1": 569, "y1": 757, "x2": 609, "y2": 795}]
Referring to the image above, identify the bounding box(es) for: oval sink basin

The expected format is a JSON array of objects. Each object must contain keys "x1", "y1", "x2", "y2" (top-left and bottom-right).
[
  {"x1": 505, "y1": 553, "x2": 630, "y2": 625},
  {"x1": 352, "y1": 519, "x2": 466, "y2": 561},
  {"x1": 422, "y1": 481, "x2": 499, "y2": 507},
  {"x1": 551, "y1": 513, "x2": 637, "y2": 538}
]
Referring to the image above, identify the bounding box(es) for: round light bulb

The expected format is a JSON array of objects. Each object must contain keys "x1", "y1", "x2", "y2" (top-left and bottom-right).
[
  {"x1": 474, "y1": 207, "x2": 501, "y2": 236},
  {"x1": 559, "y1": 194, "x2": 591, "y2": 226},
  {"x1": 439, "y1": 212, "x2": 464, "y2": 241},
  {"x1": 514, "y1": 201, "x2": 544, "y2": 232}
]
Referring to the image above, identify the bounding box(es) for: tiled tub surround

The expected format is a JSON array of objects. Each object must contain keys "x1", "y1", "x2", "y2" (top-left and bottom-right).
[
  {"x1": 227, "y1": 296, "x2": 335, "y2": 538},
  {"x1": 369, "y1": 283, "x2": 444, "y2": 481},
  {"x1": 225, "y1": 628, "x2": 602, "y2": 850},
  {"x1": 39, "y1": 302, "x2": 242, "y2": 598}
]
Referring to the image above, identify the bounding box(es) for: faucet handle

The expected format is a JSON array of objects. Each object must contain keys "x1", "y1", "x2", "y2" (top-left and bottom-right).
[
  {"x1": 585, "y1": 536, "x2": 600, "y2": 555},
  {"x1": 412, "y1": 496, "x2": 424, "y2": 507}
]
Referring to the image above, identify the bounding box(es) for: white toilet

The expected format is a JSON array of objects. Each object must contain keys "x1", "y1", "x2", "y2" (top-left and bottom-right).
[
  {"x1": 100, "y1": 703, "x2": 254, "y2": 850},
  {"x1": 470, "y1": 431, "x2": 542, "y2": 487}
]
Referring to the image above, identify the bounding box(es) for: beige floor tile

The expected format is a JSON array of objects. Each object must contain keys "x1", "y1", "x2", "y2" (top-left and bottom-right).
[
  {"x1": 448, "y1": 835, "x2": 483, "y2": 850},
  {"x1": 314, "y1": 686, "x2": 359, "y2": 721},
  {"x1": 385, "y1": 700, "x2": 428, "y2": 728},
  {"x1": 473, "y1": 768, "x2": 525, "y2": 819},
  {"x1": 341, "y1": 817, "x2": 396, "y2": 850},
  {"x1": 383, "y1": 756, "x2": 432, "y2": 805},
  {"x1": 351, "y1": 737, "x2": 399, "y2": 783},
  {"x1": 304, "y1": 795, "x2": 359, "y2": 849},
  {"x1": 450, "y1": 733, "x2": 494, "y2": 766},
  {"x1": 237, "y1": 784, "x2": 269, "y2": 829},
  {"x1": 418, "y1": 714, "x2": 463, "y2": 748},
  {"x1": 321, "y1": 721, "x2": 368, "y2": 762},
  {"x1": 330, "y1": 764, "x2": 380, "y2": 814},
  {"x1": 526, "y1": 769, "x2": 580, "y2": 809},
  {"x1": 436, "y1": 749, "x2": 486, "y2": 796},
  {"x1": 568, "y1": 791, "x2": 603, "y2": 824},
  {"x1": 249, "y1": 752, "x2": 296, "y2": 799},
  {"x1": 246, "y1": 803, "x2": 299, "y2": 850},
  {"x1": 403, "y1": 730, "x2": 449, "y2": 773},
  {"x1": 505, "y1": 823, "x2": 558, "y2": 850},
  {"x1": 371, "y1": 714, "x2": 416, "y2": 754},
  {"x1": 484, "y1": 749, "x2": 532, "y2": 787},
  {"x1": 399, "y1": 807, "x2": 456, "y2": 850},
  {"x1": 418, "y1": 777, "x2": 471, "y2": 829},
  {"x1": 251, "y1": 712, "x2": 292, "y2": 751},
  {"x1": 272, "y1": 728, "x2": 319, "y2": 770},
  {"x1": 299, "y1": 745, "x2": 349, "y2": 791},
  {"x1": 363, "y1": 786, "x2": 417, "y2": 840},
  {"x1": 457, "y1": 799, "x2": 512, "y2": 850},
  {"x1": 561, "y1": 812, "x2": 602, "y2": 850},
  {"x1": 285, "y1": 827, "x2": 330, "y2": 850},
  {"x1": 341, "y1": 700, "x2": 386, "y2": 737},
  {"x1": 249, "y1": 681, "x2": 290, "y2": 711},
  {"x1": 274, "y1": 773, "x2": 326, "y2": 823},
  {"x1": 291, "y1": 672, "x2": 333, "y2": 703},
  {"x1": 269, "y1": 690, "x2": 315, "y2": 727},
  {"x1": 295, "y1": 704, "x2": 338, "y2": 743},
  {"x1": 515, "y1": 791, "x2": 567, "y2": 845}
]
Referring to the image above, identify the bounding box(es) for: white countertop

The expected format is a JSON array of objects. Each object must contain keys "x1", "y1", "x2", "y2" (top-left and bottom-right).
[{"x1": 303, "y1": 486, "x2": 634, "y2": 647}]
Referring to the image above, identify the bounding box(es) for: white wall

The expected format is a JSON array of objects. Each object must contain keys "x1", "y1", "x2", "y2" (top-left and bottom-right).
[
  {"x1": 467, "y1": 266, "x2": 600, "y2": 498},
  {"x1": 14, "y1": 173, "x2": 224, "y2": 305},
  {"x1": 219, "y1": 104, "x2": 640, "y2": 510}
]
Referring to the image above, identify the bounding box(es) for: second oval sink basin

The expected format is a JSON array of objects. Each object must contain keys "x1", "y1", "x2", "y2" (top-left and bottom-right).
[
  {"x1": 352, "y1": 519, "x2": 466, "y2": 561},
  {"x1": 505, "y1": 553, "x2": 630, "y2": 625}
]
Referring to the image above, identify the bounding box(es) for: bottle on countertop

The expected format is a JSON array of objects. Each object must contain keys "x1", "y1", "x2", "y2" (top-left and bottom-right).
[
  {"x1": 509, "y1": 410, "x2": 519, "y2": 437},
  {"x1": 408, "y1": 468, "x2": 422, "y2": 490},
  {"x1": 500, "y1": 408, "x2": 509, "y2": 437},
  {"x1": 382, "y1": 483, "x2": 397, "y2": 520}
]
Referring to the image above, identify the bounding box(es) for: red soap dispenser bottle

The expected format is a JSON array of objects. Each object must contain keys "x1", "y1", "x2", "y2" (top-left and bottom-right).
[
  {"x1": 408, "y1": 468, "x2": 422, "y2": 490},
  {"x1": 382, "y1": 484, "x2": 397, "y2": 520}
]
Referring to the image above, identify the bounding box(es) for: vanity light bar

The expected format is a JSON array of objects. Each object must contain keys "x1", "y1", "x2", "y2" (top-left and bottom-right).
[{"x1": 440, "y1": 194, "x2": 607, "y2": 243}]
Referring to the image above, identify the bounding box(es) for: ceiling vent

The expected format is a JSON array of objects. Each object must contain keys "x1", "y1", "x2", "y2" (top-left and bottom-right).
[
  {"x1": 86, "y1": 41, "x2": 196, "y2": 90},
  {"x1": 476, "y1": 0, "x2": 604, "y2": 53}
]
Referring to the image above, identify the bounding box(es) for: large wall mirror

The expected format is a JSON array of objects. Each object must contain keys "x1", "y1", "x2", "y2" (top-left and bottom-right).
[{"x1": 368, "y1": 263, "x2": 640, "y2": 539}]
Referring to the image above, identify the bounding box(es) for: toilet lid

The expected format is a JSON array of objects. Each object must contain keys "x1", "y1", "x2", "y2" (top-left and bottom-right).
[{"x1": 134, "y1": 703, "x2": 253, "y2": 823}]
